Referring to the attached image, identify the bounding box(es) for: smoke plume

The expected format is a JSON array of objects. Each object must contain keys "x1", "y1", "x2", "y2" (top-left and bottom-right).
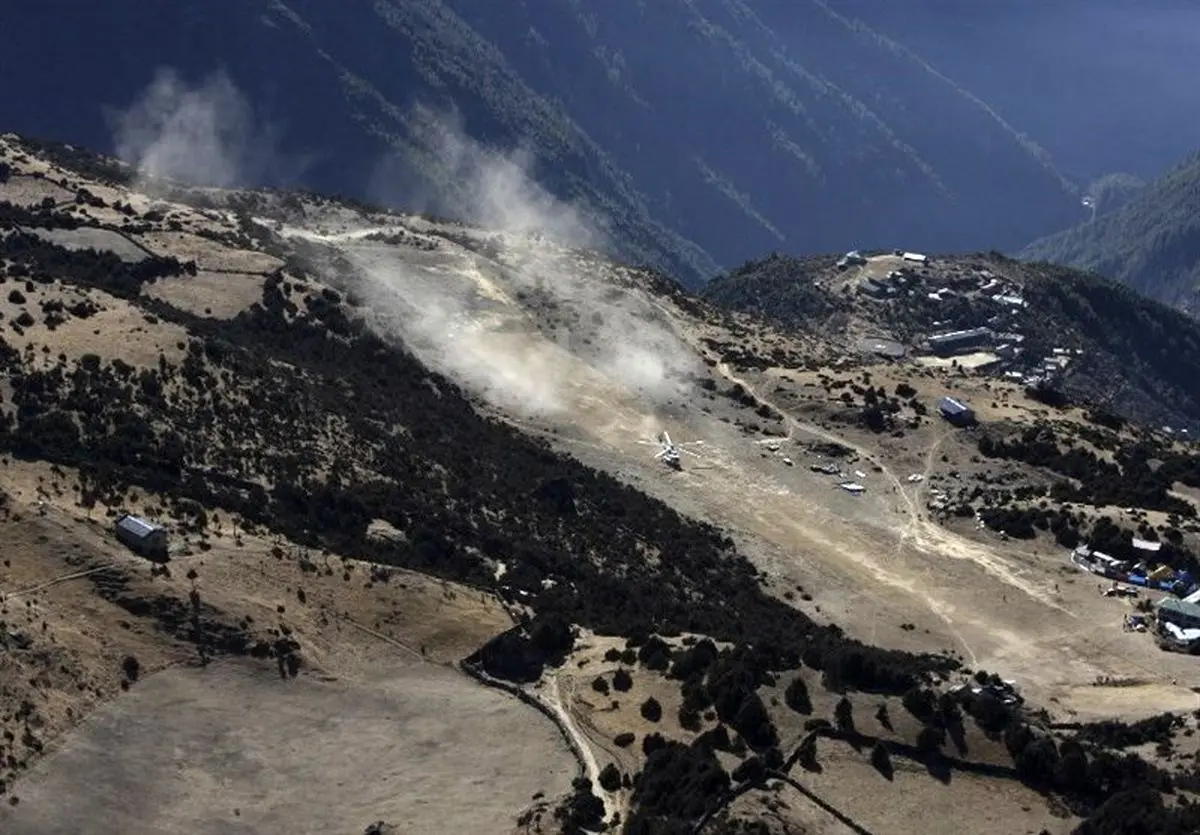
[
  {"x1": 109, "y1": 71, "x2": 697, "y2": 419},
  {"x1": 347, "y1": 110, "x2": 699, "y2": 418},
  {"x1": 373, "y1": 106, "x2": 605, "y2": 248},
  {"x1": 353, "y1": 247, "x2": 699, "y2": 418},
  {"x1": 106, "y1": 68, "x2": 295, "y2": 188}
]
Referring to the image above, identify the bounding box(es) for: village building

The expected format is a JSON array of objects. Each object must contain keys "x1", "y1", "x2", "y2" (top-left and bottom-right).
[
  {"x1": 927, "y1": 327, "x2": 994, "y2": 356},
  {"x1": 1156, "y1": 598, "x2": 1200, "y2": 653},
  {"x1": 860, "y1": 276, "x2": 894, "y2": 298},
  {"x1": 114, "y1": 513, "x2": 170, "y2": 561},
  {"x1": 837, "y1": 250, "x2": 867, "y2": 269},
  {"x1": 938, "y1": 396, "x2": 976, "y2": 427}
]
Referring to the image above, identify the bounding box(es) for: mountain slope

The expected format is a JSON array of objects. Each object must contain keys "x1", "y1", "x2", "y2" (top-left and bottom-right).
[
  {"x1": 0, "y1": 0, "x2": 1083, "y2": 285},
  {"x1": 1020, "y1": 151, "x2": 1200, "y2": 315},
  {"x1": 704, "y1": 250, "x2": 1200, "y2": 433},
  {"x1": 5, "y1": 135, "x2": 1200, "y2": 835},
  {"x1": 827, "y1": 0, "x2": 1200, "y2": 183}
]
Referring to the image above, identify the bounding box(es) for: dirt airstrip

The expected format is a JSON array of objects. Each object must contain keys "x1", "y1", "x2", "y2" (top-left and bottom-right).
[{"x1": 406, "y1": 235, "x2": 1200, "y2": 724}]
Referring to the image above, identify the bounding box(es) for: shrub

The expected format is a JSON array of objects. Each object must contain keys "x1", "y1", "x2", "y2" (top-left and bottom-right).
[
  {"x1": 637, "y1": 635, "x2": 673, "y2": 671},
  {"x1": 695, "y1": 725, "x2": 733, "y2": 753},
  {"x1": 598, "y1": 763, "x2": 622, "y2": 792},
  {"x1": 612, "y1": 668, "x2": 633, "y2": 692},
  {"x1": 732, "y1": 692, "x2": 778, "y2": 750},
  {"x1": 641, "y1": 697, "x2": 663, "y2": 722},
  {"x1": 784, "y1": 675, "x2": 812, "y2": 715},
  {"x1": 875, "y1": 702, "x2": 893, "y2": 731},
  {"x1": 834, "y1": 697, "x2": 855, "y2": 733},
  {"x1": 613, "y1": 732, "x2": 635, "y2": 748},
  {"x1": 528, "y1": 614, "x2": 574, "y2": 659},
  {"x1": 902, "y1": 687, "x2": 935, "y2": 723},
  {"x1": 642, "y1": 732, "x2": 667, "y2": 757},
  {"x1": 679, "y1": 705, "x2": 702, "y2": 731},
  {"x1": 121, "y1": 655, "x2": 140, "y2": 682},
  {"x1": 592, "y1": 676, "x2": 610, "y2": 695},
  {"x1": 917, "y1": 725, "x2": 945, "y2": 753},
  {"x1": 555, "y1": 778, "x2": 604, "y2": 833},
  {"x1": 870, "y1": 742, "x2": 893, "y2": 779}
]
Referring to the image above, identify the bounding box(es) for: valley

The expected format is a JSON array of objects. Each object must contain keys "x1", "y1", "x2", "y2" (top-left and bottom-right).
[{"x1": 1, "y1": 134, "x2": 1199, "y2": 834}]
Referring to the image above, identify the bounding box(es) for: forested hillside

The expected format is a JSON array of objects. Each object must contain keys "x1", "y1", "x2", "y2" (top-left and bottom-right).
[
  {"x1": 1021, "y1": 152, "x2": 1200, "y2": 315},
  {"x1": 1, "y1": 0, "x2": 1083, "y2": 286},
  {"x1": 829, "y1": 0, "x2": 1200, "y2": 183}
]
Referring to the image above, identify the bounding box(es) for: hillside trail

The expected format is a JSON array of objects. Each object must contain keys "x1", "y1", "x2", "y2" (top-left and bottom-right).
[{"x1": 542, "y1": 672, "x2": 623, "y2": 824}]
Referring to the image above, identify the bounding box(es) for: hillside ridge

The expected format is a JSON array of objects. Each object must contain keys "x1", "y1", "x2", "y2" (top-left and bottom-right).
[
  {"x1": 1021, "y1": 150, "x2": 1200, "y2": 316},
  {"x1": 1, "y1": 1, "x2": 1086, "y2": 286},
  {"x1": 2, "y1": 133, "x2": 1200, "y2": 835}
]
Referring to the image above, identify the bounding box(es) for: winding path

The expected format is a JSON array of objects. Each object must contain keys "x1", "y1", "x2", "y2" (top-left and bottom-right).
[{"x1": 542, "y1": 673, "x2": 624, "y2": 824}]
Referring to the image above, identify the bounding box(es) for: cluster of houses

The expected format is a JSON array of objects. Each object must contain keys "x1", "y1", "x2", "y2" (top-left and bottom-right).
[
  {"x1": 920, "y1": 321, "x2": 1081, "y2": 392},
  {"x1": 1073, "y1": 543, "x2": 1200, "y2": 653},
  {"x1": 1073, "y1": 542, "x2": 1196, "y2": 598},
  {"x1": 843, "y1": 255, "x2": 1082, "y2": 387}
]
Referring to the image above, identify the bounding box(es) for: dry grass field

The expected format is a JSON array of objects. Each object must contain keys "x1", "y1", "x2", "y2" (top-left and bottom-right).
[
  {"x1": 0, "y1": 659, "x2": 574, "y2": 835},
  {"x1": 0, "y1": 461, "x2": 574, "y2": 834}
]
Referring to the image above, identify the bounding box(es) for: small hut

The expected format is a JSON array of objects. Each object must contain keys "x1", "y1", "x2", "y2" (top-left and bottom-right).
[{"x1": 114, "y1": 513, "x2": 169, "y2": 560}]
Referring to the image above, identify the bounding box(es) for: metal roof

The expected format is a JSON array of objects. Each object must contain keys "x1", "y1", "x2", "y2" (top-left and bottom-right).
[
  {"x1": 1157, "y1": 598, "x2": 1200, "y2": 620},
  {"x1": 929, "y1": 327, "x2": 992, "y2": 344},
  {"x1": 938, "y1": 396, "x2": 971, "y2": 414},
  {"x1": 116, "y1": 514, "x2": 162, "y2": 539}
]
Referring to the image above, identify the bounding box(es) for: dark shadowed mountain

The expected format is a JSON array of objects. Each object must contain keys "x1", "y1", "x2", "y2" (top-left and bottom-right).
[
  {"x1": 828, "y1": 0, "x2": 1200, "y2": 185},
  {"x1": 1021, "y1": 152, "x2": 1200, "y2": 316},
  {"x1": 0, "y1": 0, "x2": 1086, "y2": 285}
]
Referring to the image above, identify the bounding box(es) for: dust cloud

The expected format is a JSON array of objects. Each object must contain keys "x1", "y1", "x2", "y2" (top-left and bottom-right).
[
  {"x1": 348, "y1": 109, "x2": 701, "y2": 418},
  {"x1": 105, "y1": 68, "x2": 298, "y2": 190},
  {"x1": 109, "y1": 71, "x2": 699, "y2": 419},
  {"x1": 380, "y1": 106, "x2": 604, "y2": 249}
]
